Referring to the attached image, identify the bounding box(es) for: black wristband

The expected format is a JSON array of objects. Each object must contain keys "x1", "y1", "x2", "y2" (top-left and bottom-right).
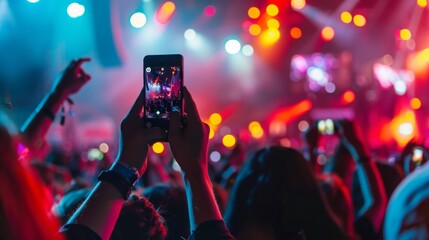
[
  {"x1": 40, "y1": 108, "x2": 55, "y2": 121},
  {"x1": 97, "y1": 170, "x2": 133, "y2": 200}
]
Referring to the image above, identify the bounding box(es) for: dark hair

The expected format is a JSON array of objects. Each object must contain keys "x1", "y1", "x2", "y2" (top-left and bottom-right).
[
  {"x1": 144, "y1": 183, "x2": 190, "y2": 240},
  {"x1": 224, "y1": 146, "x2": 347, "y2": 239},
  {"x1": 110, "y1": 195, "x2": 167, "y2": 240}
]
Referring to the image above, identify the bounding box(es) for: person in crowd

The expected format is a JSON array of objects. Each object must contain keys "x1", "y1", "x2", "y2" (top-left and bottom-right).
[
  {"x1": 224, "y1": 146, "x2": 348, "y2": 240},
  {"x1": 0, "y1": 58, "x2": 91, "y2": 240},
  {"x1": 384, "y1": 158, "x2": 429, "y2": 240},
  {"x1": 61, "y1": 87, "x2": 235, "y2": 240},
  {"x1": 144, "y1": 183, "x2": 190, "y2": 239}
]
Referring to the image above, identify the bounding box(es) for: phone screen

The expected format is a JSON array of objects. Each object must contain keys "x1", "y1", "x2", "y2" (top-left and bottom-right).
[
  {"x1": 412, "y1": 147, "x2": 424, "y2": 166},
  {"x1": 143, "y1": 54, "x2": 183, "y2": 130},
  {"x1": 144, "y1": 66, "x2": 181, "y2": 118},
  {"x1": 317, "y1": 119, "x2": 335, "y2": 135}
]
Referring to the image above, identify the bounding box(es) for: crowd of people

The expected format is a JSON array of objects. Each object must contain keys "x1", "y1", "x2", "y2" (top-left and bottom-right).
[{"x1": 1, "y1": 58, "x2": 428, "y2": 240}]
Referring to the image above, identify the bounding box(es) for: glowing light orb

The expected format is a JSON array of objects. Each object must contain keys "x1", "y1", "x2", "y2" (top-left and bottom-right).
[
  {"x1": 225, "y1": 39, "x2": 241, "y2": 55},
  {"x1": 152, "y1": 142, "x2": 165, "y2": 154},
  {"x1": 130, "y1": 12, "x2": 147, "y2": 28},
  {"x1": 67, "y1": 3, "x2": 85, "y2": 18},
  {"x1": 222, "y1": 134, "x2": 237, "y2": 148}
]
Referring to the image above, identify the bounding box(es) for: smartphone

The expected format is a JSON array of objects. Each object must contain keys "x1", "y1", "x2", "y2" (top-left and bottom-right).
[
  {"x1": 317, "y1": 119, "x2": 335, "y2": 135},
  {"x1": 143, "y1": 54, "x2": 183, "y2": 131},
  {"x1": 412, "y1": 147, "x2": 424, "y2": 166}
]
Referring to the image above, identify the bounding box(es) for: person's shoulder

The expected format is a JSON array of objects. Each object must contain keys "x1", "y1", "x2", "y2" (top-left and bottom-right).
[{"x1": 384, "y1": 163, "x2": 429, "y2": 240}]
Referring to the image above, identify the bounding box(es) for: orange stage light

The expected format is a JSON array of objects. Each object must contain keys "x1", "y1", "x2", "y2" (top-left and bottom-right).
[
  {"x1": 248, "y1": 7, "x2": 260, "y2": 19},
  {"x1": 410, "y1": 98, "x2": 422, "y2": 110},
  {"x1": 340, "y1": 11, "x2": 352, "y2": 24},
  {"x1": 209, "y1": 113, "x2": 222, "y2": 125},
  {"x1": 152, "y1": 142, "x2": 165, "y2": 154},
  {"x1": 266, "y1": 4, "x2": 279, "y2": 17},
  {"x1": 222, "y1": 134, "x2": 237, "y2": 148},
  {"x1": 417, "y1": 0, "x2": 428, "y2": 8},
  {"x1": 353, "y1": 14, "x2": 366, "y2": 27},
  {"x1": 267, "y1": 19, "x2": 280, "y2": 30},
  {"x1": 321, "y1": 26, "x2": 335, "y2": 41},
  {"x1": 260, "y1": 29, "x2": 281, "y2": 46},
  {"x1": 249, "y1": 24, "x2": 262, "y2": 36},
  {"x1": 156, "y1": 1, "x2": 176, "y2": 24},
  {"x1": 269, "y1": 100, "x2": 312, "y2": 124},
  {"x1": 342, "y1": 90, "x2": 356, "y2": 104},
  {"x1": 400, "y1": 29, "x2": 412, "y2": 41},
  {"x1": 291, "y1": 0, "x2": 306, "y2": 10},
  {"x1": 290, "y1": 27, "x2": 302, "y2": 39},
  {"x1": 383, "y1": 110, "x2": 419, "y2": 148}
]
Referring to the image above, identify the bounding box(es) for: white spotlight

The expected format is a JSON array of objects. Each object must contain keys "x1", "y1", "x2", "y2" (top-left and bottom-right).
[
  {"x1": 225, "y1": 39, "x2": 241, "y2": 55},
  {"x1": 67, "y1": 3, "x2": 85, "y2": 18},
  {"x1": 27, "y1": 0, "x2": 40, "y2": 3},
  {"x1": 184, "y1": 29, "x2": 196, "y2": 40},
  {"x1": 130, "y1": 12, "x2": 147, "y2": 28},
  {"x1": 242, "y1": 44, "x2": 254, "y2": 56}
]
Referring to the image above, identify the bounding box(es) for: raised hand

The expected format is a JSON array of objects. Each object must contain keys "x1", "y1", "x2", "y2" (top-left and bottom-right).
[{"x1": 52, "y1": 58, "x2": 91, "y2": 97}]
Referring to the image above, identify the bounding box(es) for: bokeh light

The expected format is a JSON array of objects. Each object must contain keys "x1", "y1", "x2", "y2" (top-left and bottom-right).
[
  {"x1": 99, "y1": 143, "x2": 109, "y2": 153},
  {"x1": 209, "y1": 113, "x2": 222, "y2": 125},
  {"x1": 298, "y1": 120, "x2": 309, "y2": 132},
  {"x1": 353, "y1": 14, "x2": 366, "y2": 27},
  {"x1": 242, "y1": 44, "x2": 254, "y2": 57},
  {"x1": 204, "y1": 5, "x2": 216, "y2": 17},
  {"x1": 210, "y1": 151, "x2": 221, "y2": 162},
  {"x1": 417, "y1": 0, "x2": 428, "y2": 8},
  {"x1": 248, "y1": 7, "x2": 260, "y2": 19},
  {"x1": 410, "y1": 98, "x2": 422, "y2": 109},
  {"x1": 321, "y1": 26, "x2": 335, "y2": 41},
  {"x1": 152, "y1": 142, "x2": 165, "y2": 154},
  {"x1": 67, "y1": 3, "x2": 85, "y2": 18},
  {"x1": 290, "y1": 27, "x2": 302, "y2": 39},
  {"x1": 209, "y1": 126, "x2": 215, "y2": 139},
  {"x1": 130, "y1": 12, "x2": 147, "y2": 28},
  {"x1": 267, "y1": 19, "x2": 280, "y2": 29},
  {"x1": 225, "y1": 39, "x2": 241, "y2": 54},
  {"x1": 156, "y1": 1, "x2": 176, "y2": 24},
  {"x1": 249, "y1": 24, "x2": 262, "y2": 36},
  {"x1": 27, "y1": 0, "x2": 40, "y2": 3},
  {"x1": 399, "y1": 29, "x2": 412, "y2": 41},
  {"x1": 266, "y1": 4, "x2": 279, "y2": 17},
  {"x1": 260, "y1": 29, "x2": 281, "y2": 46},
  {"x1": 291, "y1": 0, "x2": 306, "y2": 10},
  {"x1": 222, "y1": 134, "x2": 237, "y2": 148},
  {"x1": 340, "y1": 11, "x2": 352, "y2": 24},
  {"x1": 342, "y1": 90, "x2": 356, "y2": 103},
  {"x1": 184, "y1": 29, "x2": 196, "y2": 40}
]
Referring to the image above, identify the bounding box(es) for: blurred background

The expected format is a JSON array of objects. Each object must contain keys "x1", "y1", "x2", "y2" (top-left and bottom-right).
[{"x1": 1, "y1": 0, "x2": 429, "y2": 158}]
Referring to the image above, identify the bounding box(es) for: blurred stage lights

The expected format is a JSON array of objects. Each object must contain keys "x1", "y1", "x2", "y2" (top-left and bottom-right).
[
  {"x1": 184, "y1": 29, "x2": 196, "y2": 40},
  {"x1": 266, "y1": 4, "x2": 279, "y2": 17},
  {"x1": 400, "y1": 29, "x2": 412, "y2": 41},
  {"x1": 248, "y1": 7, "x2": 260, "y2": 19},
  {"x1": 242, "y1": 45, "x2": 254, "y2": 57},
  {"x1": 152, "y1": 142, "x2": 165, "y2": 154},
  {"x1": 410, "y1": 98, "x2": 422, "y2": 110},
  {"x1": 156, "y1": 1, "x2": 176, "y2": 24},
  {"x1": 225, "y1": 39, "x2": 241, "y2": 55},
  {"x1": 209, "y1": 113, "x2": 222, "y2": 125},
  {"x1": 417, "y1": 0, "x2": 428, "y2": 8},
  {"x1": 342, "y1": 90, "x2": 356, "y2": 103},
  {"x1": 222, "y1": 134, "x2": 237, "y2": 148},
  {"x1": 260, "y1": 29, "x2": 281, "y2": 46},
  {"x1": 249, "y1": 24, "x2": 262, "y2": 36},
  {"x1": 321, "y1": 26, "x2": 335, "y2": 41},
  {"x1": 99, "y1": 143, "x2": 109, "y2": 153},
  {"x1": 204, "y1": 5, "x2": 216, "y2": 17},
  {"x1": 340, "y1": 11, "x2": 352, "y2": 24},
  {"x1": 398, "y1": 122, "x2": 414, "y2": 136},
  {"x1": 267, "y1": 19, "x2": 280, "y2": 30},
  {"x1": 130, "y1": 12, "x2": 147, "y2": 28},
  {"x1": 290, "y1": 27, "x2": 302, "y2": 39},
  {"x1": 27, "y1": 0, "x2": 40, "y2": 3},
  {"x1": 291, "y1": 0, "x2": 306, "y2": 10},
  {"x1": 210, "y1": 151, "x2": 221, "y2": 162},
  {"x1": 67, "y1": 2, "x2": 85, "y2": 18},
  {"x1": 353, "y1": 15, "x2": 366, "y2": 27}
]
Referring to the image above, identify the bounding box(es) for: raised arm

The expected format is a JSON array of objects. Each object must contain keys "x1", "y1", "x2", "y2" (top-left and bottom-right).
[
  {"x1": 20, "y1": 58, "x2": 91, "y2": 155},
  {"x1": 336, "y1": 120, "x2": 387, "y2": 232},
  {"x1": 303, "y1": 122, "x2": 322, "y2": 174},
  {"x1": 63, "y1": 89, "x2": 166, "y2": 239},
  {"x1": 169, "y1": 87, "x2": 234, "y2": 239}
]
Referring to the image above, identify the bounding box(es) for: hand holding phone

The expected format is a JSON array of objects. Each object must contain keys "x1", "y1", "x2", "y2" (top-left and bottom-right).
[{"x1": 143, "y1": 54, "x2": 184, "y2": 134}]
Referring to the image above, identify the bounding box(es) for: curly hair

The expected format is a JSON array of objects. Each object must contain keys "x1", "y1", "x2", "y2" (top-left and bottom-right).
[{"x1": 110, "y1": 195, "x2": 167, "y2": 240}]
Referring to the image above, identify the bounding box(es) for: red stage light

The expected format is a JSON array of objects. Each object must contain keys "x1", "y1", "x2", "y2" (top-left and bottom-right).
[{"x1": 290, "y1": 27, "x2": 302, "y2": 39}]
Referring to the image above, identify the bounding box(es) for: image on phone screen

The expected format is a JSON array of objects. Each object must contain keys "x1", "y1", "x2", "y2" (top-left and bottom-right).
[{"x1": 144, "y1": 66, "x2": 181, "y2": 120}]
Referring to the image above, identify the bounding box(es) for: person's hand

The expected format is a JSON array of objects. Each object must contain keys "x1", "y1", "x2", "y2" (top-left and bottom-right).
[
  {"x1": 303, "y1": 121, "x2": 320, "y2": 149},
  {"x1": 336, "y1": 120, "x2": 367, "y2": 160},
  {"x1": 117, "y1": 89, "x2": 167, "y2": 175},
  {"x1": 52, "y1": 58, "x2": 91, "y2": 97},
  {"x1": 168, "y1": 87, "x2": 210, "y2": 177}
]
